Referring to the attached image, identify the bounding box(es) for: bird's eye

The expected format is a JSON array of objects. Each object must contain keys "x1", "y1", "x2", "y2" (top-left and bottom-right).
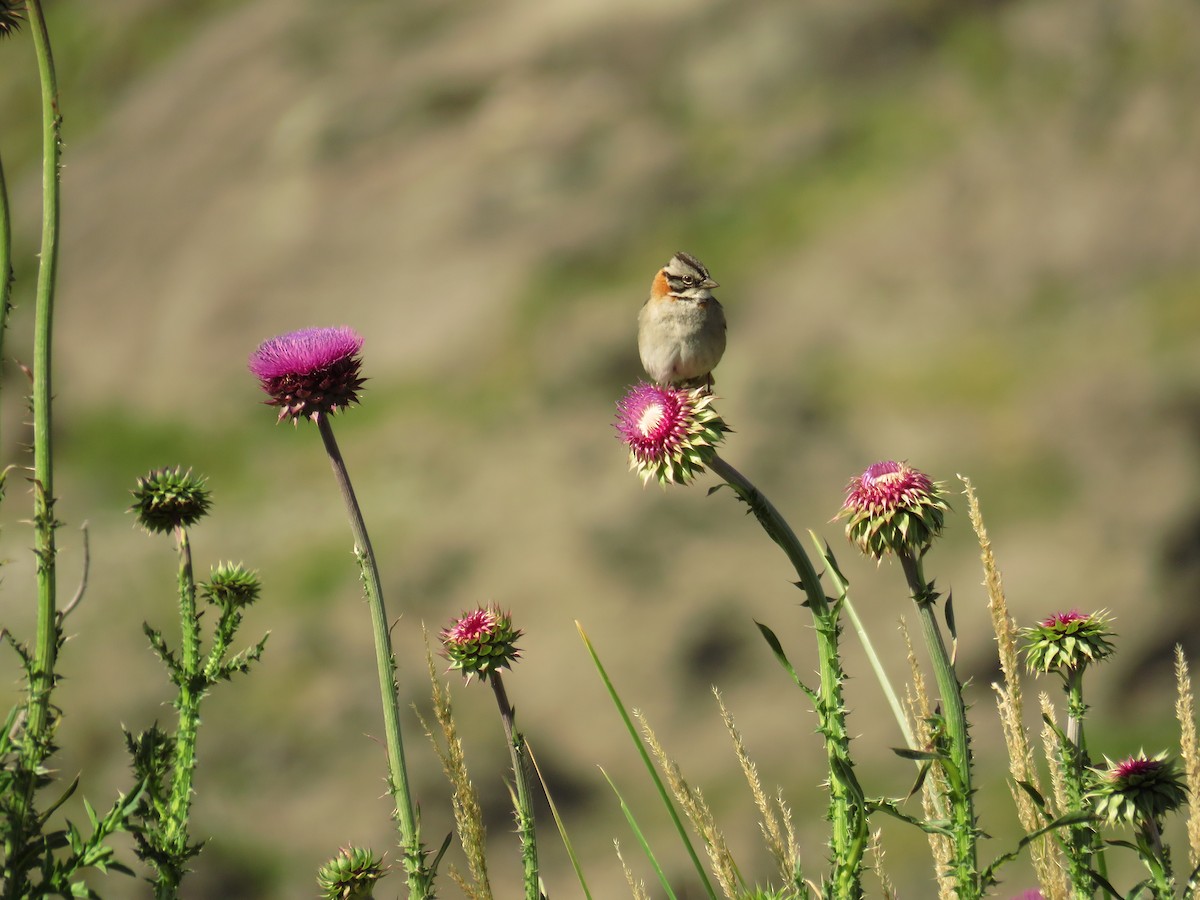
[{"x1": 682, "y1": 275, "x2": 694, "y2": 285}]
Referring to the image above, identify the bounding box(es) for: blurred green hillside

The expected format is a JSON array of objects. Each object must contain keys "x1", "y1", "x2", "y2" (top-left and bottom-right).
[{"x1": 1, "y1": 0, "x2": 1199, "y2": 896}]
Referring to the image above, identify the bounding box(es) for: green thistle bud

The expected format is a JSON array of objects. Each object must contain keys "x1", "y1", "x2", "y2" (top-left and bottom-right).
[
  {"x1": 1023, "y1": 609, "x2": 1116, "y2": 676},
  {"x1": 1089, "y1": 751, "x2": 1187, "y2": 827},
  {"x1": 201, "y1": 562, "x2": 261, "y2": 610},
  {"x1": 614, "y1": 382, "x2": 729, "y2": 486},
  {"x1": 317, "y1": 846, "x2": 386, "y2": 900},
  {"x1": 838, "y1": 460, "x2": 948, "y2": 560},
  {"x1": 0, "y1": 2, "x2": 22, "y2": 38},
  {"x1": 440, "y1": 604, "x2": 522, "y2": 683},
  {"x1": 130, "y1": 466, "x2": 211, "y2": 534}
]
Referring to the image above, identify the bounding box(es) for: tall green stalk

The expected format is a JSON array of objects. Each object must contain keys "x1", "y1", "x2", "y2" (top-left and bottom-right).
[
  {"x1": 3, "y1": 4, "x2": 62, "y2": 893},
  {"x1": 25, "y1": 0, "x2": 61, "y2": 766},
  {"x1": 316, "y1": 413, "x2": 433, "y2": 899},
  {"x1": 708, "y1": 453, "x2": 868, "y2": 898},
  {"x1": 898, "y1": 551, "x2": 979, "y2": 897}
]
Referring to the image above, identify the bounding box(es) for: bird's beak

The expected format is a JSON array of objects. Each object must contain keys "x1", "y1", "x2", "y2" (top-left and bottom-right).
[{"x1": 702, "y1": 277, "x2": 719, "y2": 289}]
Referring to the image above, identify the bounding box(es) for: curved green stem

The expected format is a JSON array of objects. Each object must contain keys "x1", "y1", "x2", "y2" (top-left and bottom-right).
[
  {"x1": 708, "y1": 453, "x2": 866, "y2": 898},
  {"x1": 317, "y1": 413, "x2": 432, "y2": 899},
  {"x1": 491, "y1": 673, "x2": 539, "y2": 900}
]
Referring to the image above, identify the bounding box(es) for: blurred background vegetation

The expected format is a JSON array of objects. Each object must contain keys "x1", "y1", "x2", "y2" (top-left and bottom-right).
[{"x1": 1, "y1": 0, "x2": 1198, "y2": 896}]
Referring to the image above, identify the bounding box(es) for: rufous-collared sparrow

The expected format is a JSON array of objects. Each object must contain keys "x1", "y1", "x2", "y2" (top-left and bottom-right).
[{"x1": 637, "y1": 251, "x2": 726, "y2": 388}]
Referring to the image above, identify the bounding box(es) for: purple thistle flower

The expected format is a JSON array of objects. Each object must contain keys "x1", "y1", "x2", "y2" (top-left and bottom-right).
[
  {"x1": 838, "y1": 460, "x2": 948, "y2": 560},
  {"x1": 614, "y1": 382, "x2": 728, "y2": 486},
  {"x1": 248, "y1": 326, "x2": 365, "y2": 422}
]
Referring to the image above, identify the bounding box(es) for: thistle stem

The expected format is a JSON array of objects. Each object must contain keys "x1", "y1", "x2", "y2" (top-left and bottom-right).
[
  {"x1": 490, "y1": 672, "x2": 539, "y2": 900},
  {"x1": 708, "y1": 452, "x2": 866, "y2": 898},
  {"x1": 316, "y1": 413, "x2": 432, "y2": 899},
  {"x1": 1059, "y1": 669, "x2": 1100, "y2": 898},
  {"x1": 28, "y1": 0, "x2": 61, "y2": 730},
  {"x1": 5, "y1": 5, "x2": 63, "y2": 894},
  {"x1": 1141, "y1": 818, "x2": 1174, "y2": 899},
  {"x1": 899, "y1": 550, "x2": 979, "y2": 896},
  {"x1": 156, "y1": 526, "x2": 201, "y2": 897}
]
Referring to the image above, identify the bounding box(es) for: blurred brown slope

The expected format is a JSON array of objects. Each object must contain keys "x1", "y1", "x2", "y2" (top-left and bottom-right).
[{"x1": 1, "y1": 0, "x2": 1199, "y2": 896}]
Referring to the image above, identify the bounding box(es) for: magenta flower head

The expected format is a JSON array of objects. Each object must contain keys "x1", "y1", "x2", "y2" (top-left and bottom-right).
[
  {"x1": 1010, "y1": 892, "x2": 1044, "y2": 900},
  {"x1": 1024, "y1": 609, "x2": 1116, "y2": 676},
  {"x1": 1089, "y1": 751, "x2": 1187, "y2": 827},
  {"x1": 248, "y1": 326, "x2": 365, "y2": 423},
  {"x1": 614, "y1": 382, "x2": 728, "y2": 486},
  {"x1": 440, "y1": 604, "x2": 522, "y2": 683},
  {"x1": 838, "y1": 460, "x2": 948, "y2": 560}
]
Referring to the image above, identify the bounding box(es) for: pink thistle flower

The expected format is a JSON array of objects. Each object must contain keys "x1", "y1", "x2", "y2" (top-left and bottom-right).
[
  {"x1": 248, "y1": 326, "x2": 365, "y2": 422},
  {"x1": 1040, "y1": 610, "x2": 1089, "y2": 628},
  {"x1": 1011, "y1": 892, "x2": 1044, "y2": 900},
  {"x1": 440, "y1": 605, "x2": 522, "y2": 683},
  {"x1": 614, "y1": 382, "x2": 728, "y2": 486},
  {"x1": 837, "y1": 460, "x2": 947, "y2": 560},
  {"x1": 1023, "y1": 608, "x2": 1115, "y2": 676},
  {"x1": 1089, "y1": 750, "x2": 1187, "y2": 826}
]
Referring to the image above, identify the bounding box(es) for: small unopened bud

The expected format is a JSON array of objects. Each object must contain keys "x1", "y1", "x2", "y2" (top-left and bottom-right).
[
  {"x1": 0, "y1": 2, "x2": 23, "y2": 38},
  {"x1": 316, "y1": 846, "x2": 386, "y2": 900},
  {"x1": 130, "y1": 467, "x2": 211, "y2": 534},
  {"x1": 201, "y1": 562, "x2": 261, "y2": 610}
]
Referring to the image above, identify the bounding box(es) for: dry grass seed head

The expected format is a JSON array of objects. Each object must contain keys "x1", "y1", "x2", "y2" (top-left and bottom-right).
[{"x1": 636, "y1": 710, "x2": 740, "y2": 899}]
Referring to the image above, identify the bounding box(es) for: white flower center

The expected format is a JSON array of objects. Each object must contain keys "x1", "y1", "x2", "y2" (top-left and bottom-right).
[{"x1": 637, "y1": 403, "x2": 665, "y2": 437}]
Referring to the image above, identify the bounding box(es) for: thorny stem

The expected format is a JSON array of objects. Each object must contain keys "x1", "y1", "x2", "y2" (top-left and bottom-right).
[
  {"x1": 1062, "y1": 669, "x2": 1105, "y2": 896},
  {"x1": 899, "y1": 550, "x2": 979, "y2": 897},
  {"x1": 708, "y1": 452, "x2": 867, "y2": 898},
  {"x1": 317, "y1": 412, "x2": 433, "y2": 899},
  {"x1": 156, "y1": 526, "x2": 201, "y2": 897},
  {"x1": 1141, "y1": 818, "x2": 1175, "y2": 899},
  {"x1": 491, "y1": 673, "x2": 539, "y2": 900}
]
